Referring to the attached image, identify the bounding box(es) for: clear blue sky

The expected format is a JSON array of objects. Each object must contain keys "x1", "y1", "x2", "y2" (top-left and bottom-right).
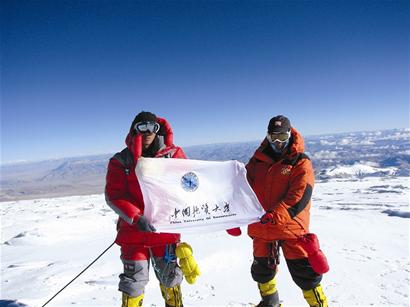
[{"x1": 1, "y1": 0, "x2": 409, "y2": 163}]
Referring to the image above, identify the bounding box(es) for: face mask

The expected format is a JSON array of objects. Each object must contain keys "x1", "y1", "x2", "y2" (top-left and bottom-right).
[{"x1": 269, "y1": 139, "x2": 289, "y2": 153}]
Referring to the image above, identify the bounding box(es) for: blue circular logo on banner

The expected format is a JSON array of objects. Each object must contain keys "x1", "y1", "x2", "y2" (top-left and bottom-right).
[{"x1": 181, "y1": 172, "x2": 199, "y2": 192}]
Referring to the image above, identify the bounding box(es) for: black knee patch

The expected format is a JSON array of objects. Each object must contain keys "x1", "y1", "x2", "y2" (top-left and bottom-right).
[
  {"x1": 251, "y1": 257, "x2": 277, "y2": 283},
  {"x1": 286, "y1": 258, "x2": 322, "y2": 290}
]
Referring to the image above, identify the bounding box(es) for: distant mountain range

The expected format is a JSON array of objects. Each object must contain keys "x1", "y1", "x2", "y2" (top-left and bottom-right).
[{"x1": 1, "y1": 128, "x2": 409, "y2": 201}]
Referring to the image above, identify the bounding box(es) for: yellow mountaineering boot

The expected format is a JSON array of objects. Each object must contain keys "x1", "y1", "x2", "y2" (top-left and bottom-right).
[
  {"x1": 160, "y1": 284, "x2": 183, "y2": 307},
  {"x1": 175, "y1": 242, "x2": 200, "y2": 284},
  {"x1": 303, "y1": 284, "x2": 328, "y2": 307},
  {"x1": 121, "y1": 292, "x2": 144, "y2": 307},
  {"x1": 257, "y1": 278, "x2": 281, "y2": 307}
]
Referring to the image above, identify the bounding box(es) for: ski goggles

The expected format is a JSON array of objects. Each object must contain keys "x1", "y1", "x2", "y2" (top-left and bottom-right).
[
  {"x1": 267, "y1": 130, "x2": 291, "y2": 143},
  {"x1": 134, "y1": 121, "x2": 160, "y2": 134}
]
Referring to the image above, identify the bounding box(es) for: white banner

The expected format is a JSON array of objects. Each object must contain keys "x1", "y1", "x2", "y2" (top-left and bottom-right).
[{"x1": 135, "y1": 158, "x2": 264, "y2": 234}]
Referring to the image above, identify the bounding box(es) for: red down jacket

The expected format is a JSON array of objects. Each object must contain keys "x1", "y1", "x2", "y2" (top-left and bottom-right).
[{"x1": 105, "y1": 117, "x2": 186, "y2": 247}]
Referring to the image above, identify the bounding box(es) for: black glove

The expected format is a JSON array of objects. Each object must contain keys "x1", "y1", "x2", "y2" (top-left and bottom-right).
[
  {"x1": 260, "y1": 212, "x2": 275, "y2": 224},
  {"x1": 135, "y1": 216, "x2": 156, "y2": 232}
]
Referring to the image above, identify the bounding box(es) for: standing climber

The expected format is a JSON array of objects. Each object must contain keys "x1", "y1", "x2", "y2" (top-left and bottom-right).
[
  {"x1": 246, "y1": 115, "x2": 328, "y2": 307},
  {"x1": 106, "y1": 111, "x2": 187, "y2": 307}
]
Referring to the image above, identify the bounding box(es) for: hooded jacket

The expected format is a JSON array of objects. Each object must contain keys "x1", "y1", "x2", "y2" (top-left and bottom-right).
[
  {"x1": 105, "y1": 117, "x2": 186, "y2": 246},
  {"x1": 247, "y1": 127, "x2": 314, "y2": 241}
]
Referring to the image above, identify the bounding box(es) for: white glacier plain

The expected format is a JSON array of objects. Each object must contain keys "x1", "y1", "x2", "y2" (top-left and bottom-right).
[
  {"x1": 1, "y1": 128, "x2": 409, "y2": 306},
  {"x1": 1, "y1": 176, "x2": 409, "y2": 306}
]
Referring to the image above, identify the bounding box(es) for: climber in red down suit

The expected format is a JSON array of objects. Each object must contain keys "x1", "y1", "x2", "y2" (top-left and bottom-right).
[{"x1": 105, "y1": 111, "x2": 186, "y2": 307}]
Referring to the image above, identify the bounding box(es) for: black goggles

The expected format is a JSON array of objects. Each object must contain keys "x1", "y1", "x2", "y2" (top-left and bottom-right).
[
  {"x1": 134, "y1": 121, "x2": 160, "y2": 134},
  {"x1": 267, "y1": 130, "x2": 291, "y2": 143}
]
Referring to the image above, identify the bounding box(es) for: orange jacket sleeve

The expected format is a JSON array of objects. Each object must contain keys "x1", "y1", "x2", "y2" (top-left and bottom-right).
[{"x1": 273, "y1": 158, "x2": 314, "y2": 226}]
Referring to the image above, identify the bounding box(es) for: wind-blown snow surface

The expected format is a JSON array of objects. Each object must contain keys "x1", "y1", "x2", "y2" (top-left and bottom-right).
[{"x1": 1, "y1": 177, "x2": 409, "y2": 306}]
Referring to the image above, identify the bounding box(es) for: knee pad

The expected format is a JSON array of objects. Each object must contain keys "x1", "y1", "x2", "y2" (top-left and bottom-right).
[
  {"x1": 156, "y1": 263, "x2": 183, "y2": 288},
  {"x1": 151, "y1": 250, "x2": 183, "y2": 288},
  {"x1": 119, "y1": 260, "x2": 149, "y2": 297},
  {"x1": 175, "y1": 242, "x2": 200, "y2": 284},
  {"x1": 251, "y1": 257, "x2": 277, "y2": 283}
]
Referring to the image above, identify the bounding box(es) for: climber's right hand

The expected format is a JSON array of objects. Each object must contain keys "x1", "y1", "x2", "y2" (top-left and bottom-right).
[{"x1": 134, "y1": 215, "x2": 156, "y2": 232}]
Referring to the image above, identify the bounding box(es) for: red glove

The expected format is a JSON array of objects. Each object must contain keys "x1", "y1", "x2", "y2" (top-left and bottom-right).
[
  {"x1": 226, "y1": 228, "x2": 242, "y2": 236},
  {"x1": 260, "y1": 212, "x2": 275, "y2": 224},
  {"x1": 298, "y1": 233, "x2": 329, "y2": 274}
]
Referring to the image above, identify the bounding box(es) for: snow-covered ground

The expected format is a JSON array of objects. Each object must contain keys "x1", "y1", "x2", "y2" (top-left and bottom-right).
[{"x1": 1, "y1": 177, "x2": 409, "y2": 307}]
